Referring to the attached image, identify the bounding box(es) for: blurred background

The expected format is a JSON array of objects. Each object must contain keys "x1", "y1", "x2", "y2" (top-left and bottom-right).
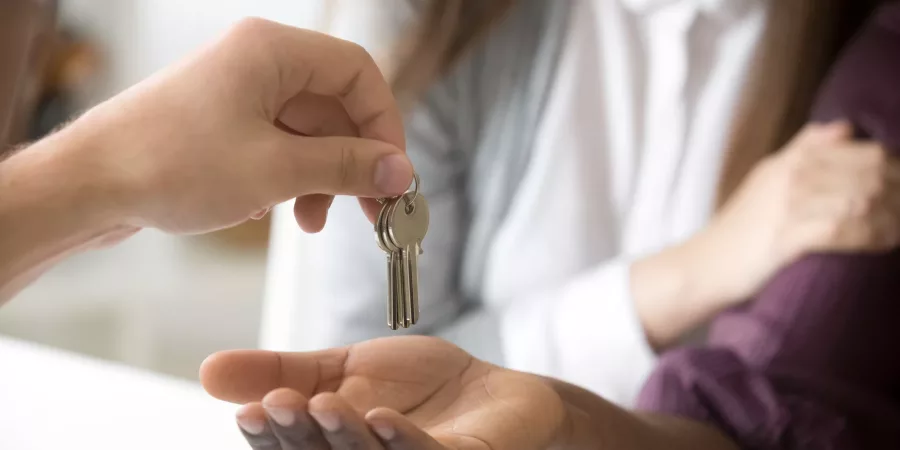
[{"x1": 0, "y1": 0, "x2": 328, "y2": 381}]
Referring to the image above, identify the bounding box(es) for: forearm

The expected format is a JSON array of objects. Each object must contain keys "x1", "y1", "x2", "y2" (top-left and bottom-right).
[
  {"x1": 631, "y1": 231, "x2": 734, "y2": 350},
  {"x1": 547, "y1": 376, "x2": 738, "y2": 450},
  {"x1": 0, "y1": 126, "x2": 119, "y2": 302}
]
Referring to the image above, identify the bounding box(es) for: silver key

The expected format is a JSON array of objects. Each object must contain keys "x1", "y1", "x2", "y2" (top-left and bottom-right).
[
  {"x1": 383, "y1": 196, "x2": 410, "y2": 327},
  {"x1": 375, "y1": 173, "x2": 427, "y2": 330},
  {"x1": 383, "y1": 197, "x2": 411, "y2": 326},
  {"x1": 387, "y1": 192, "x2": 430, "y2": 326},
  {"x1": 375, "y1": 198, "x2": 403, "y2": 330},
  {"x1": 383, "y1": 198, "x2": 408, "y2": 327}
]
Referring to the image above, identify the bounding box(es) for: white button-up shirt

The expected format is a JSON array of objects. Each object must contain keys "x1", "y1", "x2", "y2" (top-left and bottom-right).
[{"x1": 263, "y1": 0, "x2": 769, "y2": 407}]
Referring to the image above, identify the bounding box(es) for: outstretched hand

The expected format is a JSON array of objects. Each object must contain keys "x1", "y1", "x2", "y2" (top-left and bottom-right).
[{"x1": 200, "y1": 337, "x2": 569, "y2": 450}]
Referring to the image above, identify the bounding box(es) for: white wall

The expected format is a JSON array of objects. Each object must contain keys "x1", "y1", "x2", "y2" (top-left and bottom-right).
[{"x1": 61, "y1": 0, "x2": 326, "y2": 102}]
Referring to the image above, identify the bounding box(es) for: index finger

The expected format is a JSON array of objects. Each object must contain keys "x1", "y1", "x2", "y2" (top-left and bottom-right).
[{"x1": 238, "y1": 19, "x2": 406, "y2": 151}]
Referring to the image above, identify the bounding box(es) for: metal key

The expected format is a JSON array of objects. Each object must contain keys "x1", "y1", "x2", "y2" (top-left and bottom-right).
[
  {"x1": 381, "y1": 197, "x2": 409, "y2": 328},
  {"x1": 381, "y1": 197, "x2": 409, "y2": 326},
  {"x1": 386, "y1": 192, "x2": 430, "y2": 326},
  {"x1": 375, "y1": 197, "x2": 403, "y2": 330},
  {"x1": 375, "y1": 173, "x2": 427, "y2": 330}
]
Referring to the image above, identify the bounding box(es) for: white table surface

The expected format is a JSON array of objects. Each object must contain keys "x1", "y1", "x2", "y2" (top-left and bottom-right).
[{"x1": 0, "y1": 336, "x2": 248, "y2": 450}]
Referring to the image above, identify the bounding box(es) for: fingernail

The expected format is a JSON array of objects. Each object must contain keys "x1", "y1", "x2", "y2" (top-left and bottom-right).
[
  {"x1": 251, "y1": 208, "x2": 268, "y2": 220},
  {"x1": 375, "y1": 154, "x2": 412, "y2": 195},
  {"x1": 265, "y1": 406, "x2": 296, "y2": 428},
  {"x1": 309, "y1": 410, "x2": 341, "y2": 432},
  {"x1": 371, "y1": 422, "x2": 396, "y2": 441},
  {"x1": 236, "y1": 414, "x2": 266, "y2": 435}
]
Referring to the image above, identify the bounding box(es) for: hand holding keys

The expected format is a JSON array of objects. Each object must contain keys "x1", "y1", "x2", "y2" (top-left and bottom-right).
[{"x1": 375, "y1": 173, "x2": 429, "y2": 330}]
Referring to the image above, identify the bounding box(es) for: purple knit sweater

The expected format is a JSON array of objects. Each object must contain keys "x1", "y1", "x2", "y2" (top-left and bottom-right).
[{"x1": 636, "y1": 4, "x2": 900, "y2": 449}]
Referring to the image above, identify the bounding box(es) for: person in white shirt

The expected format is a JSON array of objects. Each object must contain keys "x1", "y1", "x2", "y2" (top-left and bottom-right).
[{"x1": 262, "y1": 0, "x2": 900, "y2": 407}]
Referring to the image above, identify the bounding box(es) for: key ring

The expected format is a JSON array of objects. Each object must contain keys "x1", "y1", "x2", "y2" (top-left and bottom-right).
[{"x1": 403, "y1": 172, "x2": 420, "y2": 213}]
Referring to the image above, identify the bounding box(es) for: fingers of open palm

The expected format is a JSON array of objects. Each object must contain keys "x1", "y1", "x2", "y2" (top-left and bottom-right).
[
  {"x1": 237, "y1": 390, "x2": 333, "y2": 450},
  {"x1": 307, "y1": 392, "x2": 385, "y2": 449},
  {"x1": 200, "y1": 348, "x2": 347, "y2": 404},
  {"x1": 272, "y1": 389, "x2": 333, "y2": 449},
  {"x1": 201, "y1": 337, "x2": 468, "y2": 407},
  {"x1": 236, "y1": 403, "x2": 282, "y2": 450}
]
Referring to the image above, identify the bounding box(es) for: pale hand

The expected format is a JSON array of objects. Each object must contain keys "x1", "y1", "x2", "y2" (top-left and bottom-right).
[
  {"x1": 687, "y1": 122, "x2": 900, "y2": 305},
  {"x1": 633, "y1": 121, "x2": 900, "y2": 349},
  {"x1": 54, "y1": 17, "x2": 410, "y2": 237},
  {"x1": 0, "y1": 18, "x2": 411, "y2": 301}
]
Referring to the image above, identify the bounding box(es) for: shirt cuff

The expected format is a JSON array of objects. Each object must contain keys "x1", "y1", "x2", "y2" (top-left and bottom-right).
[{"x1": 499, "y1": 259, "x2": 658, "y2": 407}]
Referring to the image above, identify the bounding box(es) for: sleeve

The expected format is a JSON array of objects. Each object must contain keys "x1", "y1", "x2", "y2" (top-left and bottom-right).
[
  {"x1": 431, "y1": 259, "x2": 658, "y2": 407},
  {"x1": 498, "y1": 259, "x2": 659, "y2": 407},
  {"x1": 259, "y1": 2, "x2": 470, "y2": 351},
  {"x1": 636, "y1": 5, "x2": 900, "y2": 448},
  {"x1": 431, "y1": 260, "x2": 658, "y2": 408}
]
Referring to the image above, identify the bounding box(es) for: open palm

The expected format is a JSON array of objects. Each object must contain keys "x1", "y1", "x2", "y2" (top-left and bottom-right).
[{"x1": 201, "y1": 336, "x2": 568, "y2": 450}]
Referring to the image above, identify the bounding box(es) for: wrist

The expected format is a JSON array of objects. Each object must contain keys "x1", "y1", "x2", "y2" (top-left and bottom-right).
[
  {"x1": 7, "y1": 125, "x2": 125, "y2": 230},
  {"x1": 631, "y1": 233, "x2": 734, "y2": 349},
  {"x1": 546, "y1": 376, "x2": 738, "y2": 450},
  {"x1": 544, "y1": 376, "x2": 618, "y2": 450},
  {"x1": 0, "y1": 127, "x2": 125, "y2": 299},
  {"x1": 677, "y1": 228, "x2": 749, "y2": 306}
]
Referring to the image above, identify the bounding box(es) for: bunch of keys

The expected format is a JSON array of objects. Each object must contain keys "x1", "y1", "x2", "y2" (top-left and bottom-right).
[{"x1": 375, "y1": 173, "x2": 429, "y2": 330}]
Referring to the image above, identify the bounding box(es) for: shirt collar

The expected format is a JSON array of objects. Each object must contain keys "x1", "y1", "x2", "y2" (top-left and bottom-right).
[{"x1": 619, "y1": 0, "x2": 760, "y2": 22}]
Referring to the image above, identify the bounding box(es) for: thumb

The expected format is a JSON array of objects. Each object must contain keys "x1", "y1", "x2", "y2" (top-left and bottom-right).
[{"x1": 268, "y1": 134, "x2": 413, "y2": 199}]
